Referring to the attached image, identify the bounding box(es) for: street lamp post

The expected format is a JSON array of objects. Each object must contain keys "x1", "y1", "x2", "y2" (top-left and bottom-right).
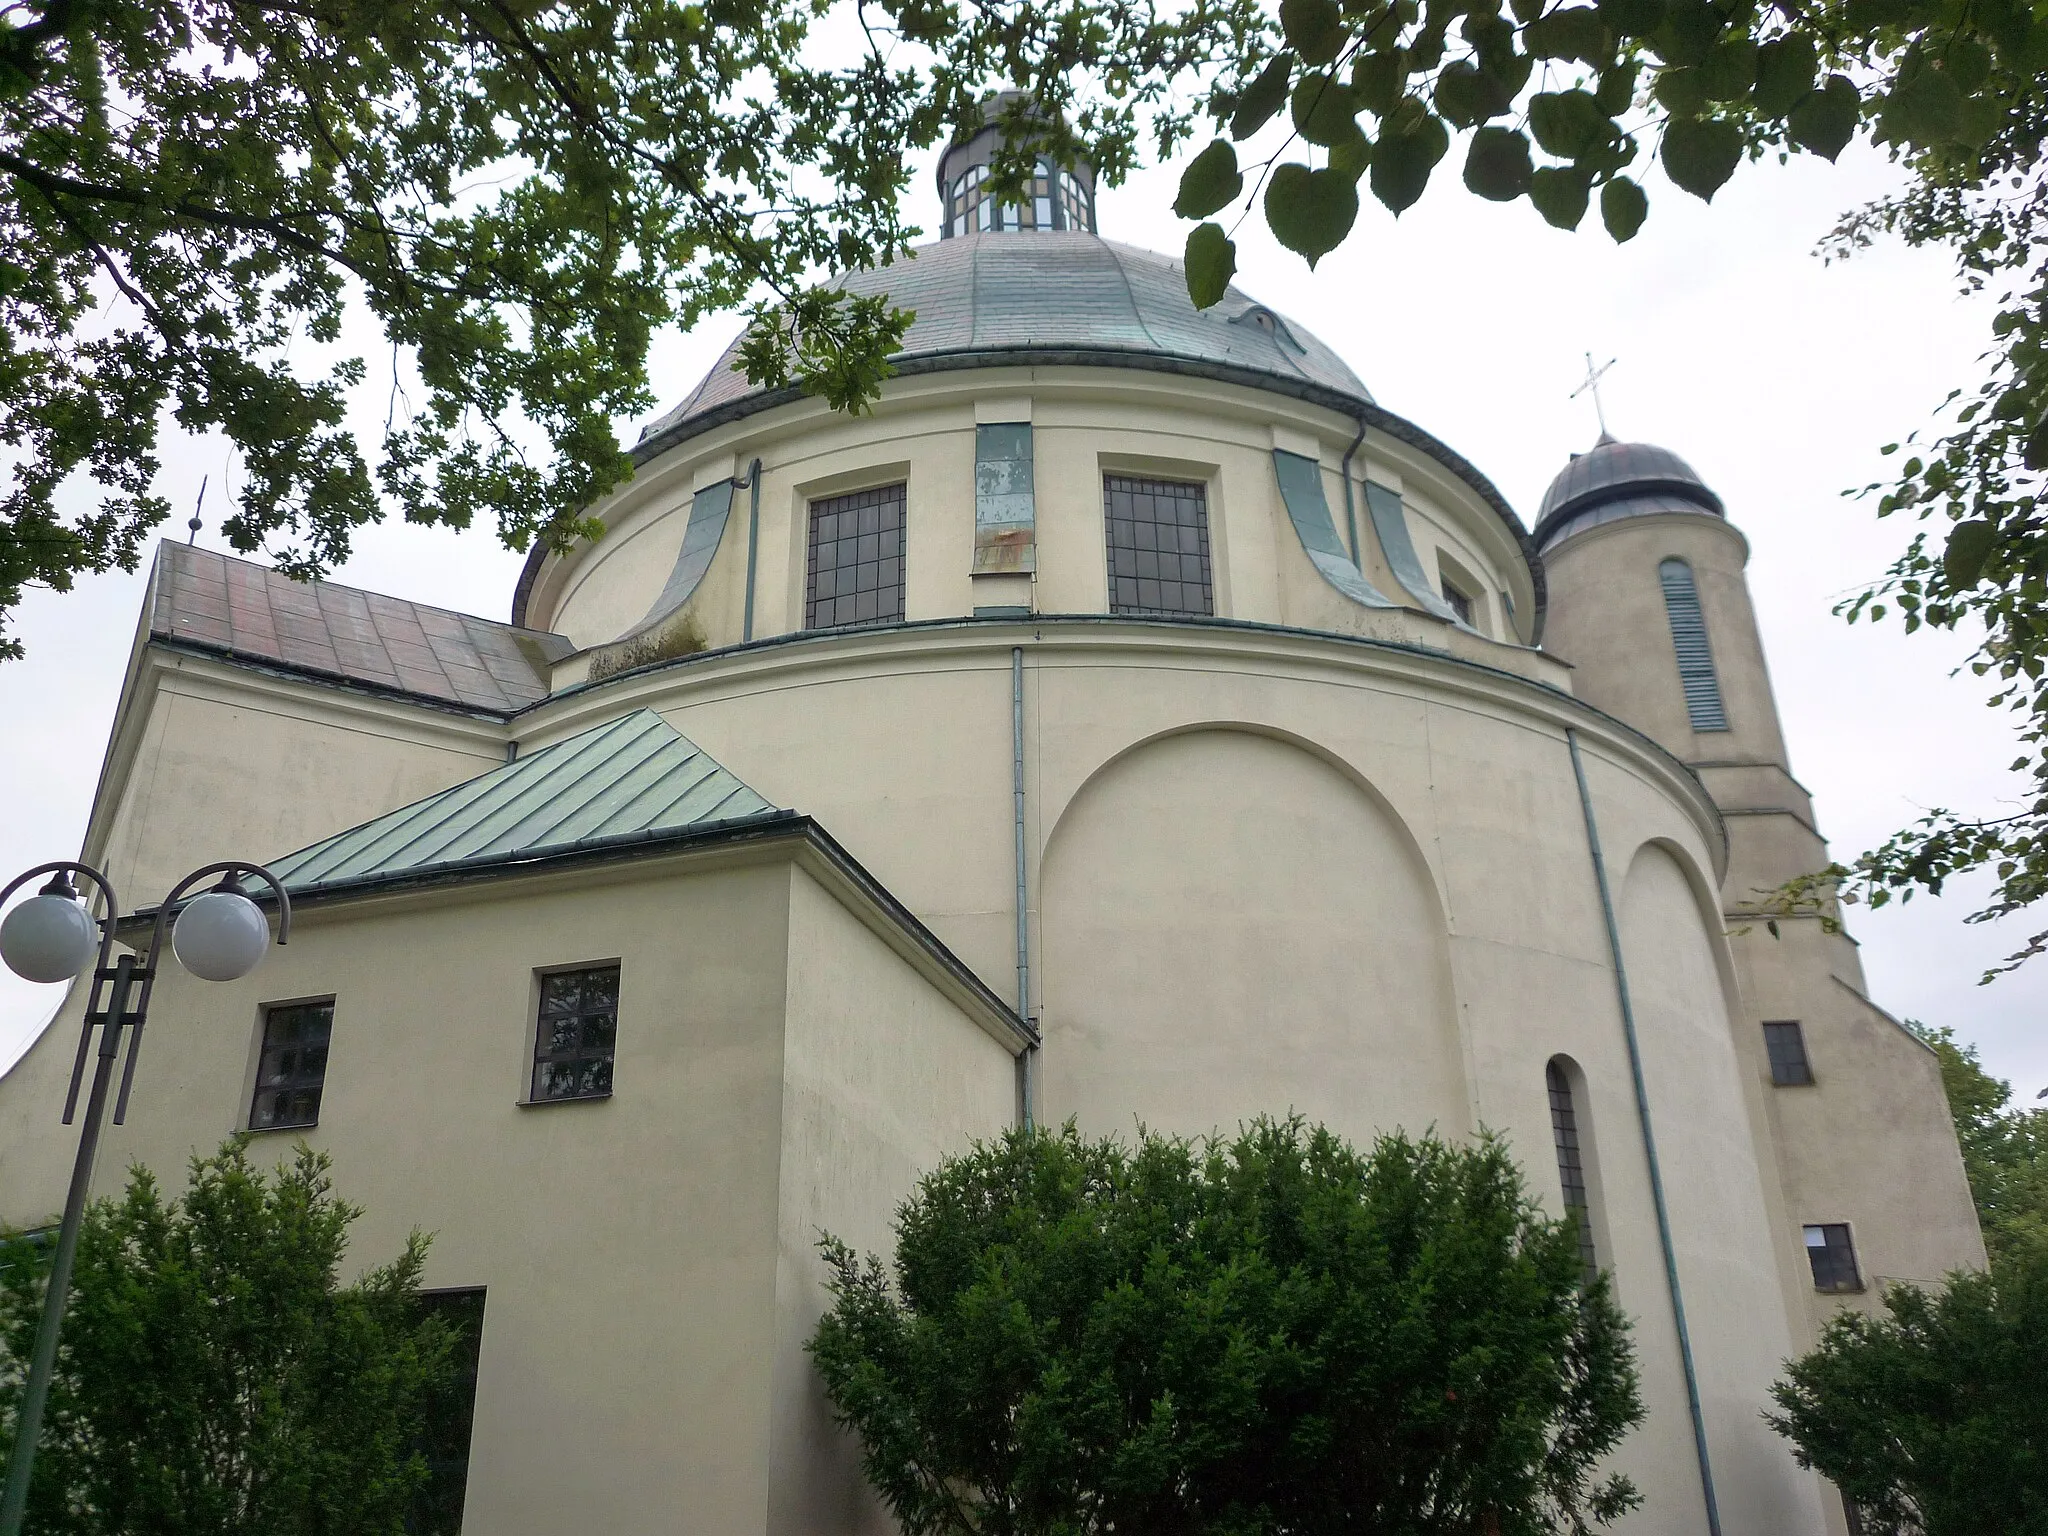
[{"x1": 0, "y1": 859, "x2": 290, "y2": 1536}]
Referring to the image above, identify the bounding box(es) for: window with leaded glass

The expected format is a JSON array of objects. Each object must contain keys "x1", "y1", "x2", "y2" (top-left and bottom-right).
[
  {"x1": 250, "y1": 999, "x2": 333, "y2": 1130},
  {"x1": 1547, "y1": 1058, "x2": 1599, "y2": 1285},
  {"x1": 805, "y1": 482, "x2": 906, "y2": 630},
  {"x1": 1804, "y1": 1223, "x2": 1862, "y2": 1292},
  {"x1": 531, "y1": 965, "x2": 619, "y2": 1102},
  {"x1": 1103, "y1": 475, "x2": 1213, "y2": 617},
  {"x1": 1764, "y1": 1020, "x2": 1814, "y2": 1085}
]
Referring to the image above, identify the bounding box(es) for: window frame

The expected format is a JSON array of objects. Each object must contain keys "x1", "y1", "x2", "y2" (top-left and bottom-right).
[
  {"x1": 525, "y1": 961, "x2": 622, "y2": 1106},
  {"x1": 1803, "y1": 1222, "x2": 1863, "y2": 1293},
  {"x1": 1102, "y1": 473, "x2": 1215, "y2": 618},
  {"x1": 1546, "y1": 1056, "x2": 1601, "y2": 1286},
  {"x1": 804, "y1": 480, "x2": 907, "y2": 631},
  {"x1": 247, "y1": 995, "x2": 336, "y2": 1132},
  {"x1": 1763, "y1": 1020, "x2": 1815, "y2": 1086}
]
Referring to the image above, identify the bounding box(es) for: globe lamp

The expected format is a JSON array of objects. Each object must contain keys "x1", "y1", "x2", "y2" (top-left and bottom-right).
[
  {"x1": 171, "y1": 889, "x2": 270, "y2": 982},
  {"x1": 0, "y1": 892, "x2": 98, "y2": 984}
]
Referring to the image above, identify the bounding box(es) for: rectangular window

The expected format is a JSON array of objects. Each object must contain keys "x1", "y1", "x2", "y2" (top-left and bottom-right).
[
  {"x1": 1441, "y1": 580, "x2": 1475, "y2": 626},
  {"x1": 1104, "y1": 475, "x2": 1213, "y2": 617},
  {"x1": 1804, "y1": 1223, "x2": 1862, "y2": 1292},
  {"x1": 531, "y1": 965, "x2": 619, "y2": 1102},
  {"x1": 250, "y1": 999, "x2": 334, "y2": 1130},
  {"x1": 407, "y1": 1288, "x2": 486, "y2": 1535},
  {"x1": 1764, "y1": 1020, "x2": 1814, "y2": 1085},
  {"x1": 806, "y1": 483, "x2": 906, "y2": 630}
]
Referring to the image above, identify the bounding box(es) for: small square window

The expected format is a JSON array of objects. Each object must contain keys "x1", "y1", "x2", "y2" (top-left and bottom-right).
[
  {"x1": 531, "y1": 965, "x2": 619, "y2": 1103},
  {"x1": 1804, "y1": 1223, "x2": 1862, "y2": 1292},
  {"x1": 1764, "y1": 1020, "x2": 1814, "y2": 1085},
  {"x1": 251, "y1": 999, "x2": 334, "y2": 1130},
  {"x1": 1441, "y1": 581, "x2": 1475, "y2": 625}
]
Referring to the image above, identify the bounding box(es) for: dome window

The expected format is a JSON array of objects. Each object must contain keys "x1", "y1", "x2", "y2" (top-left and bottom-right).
[
  {"x1": 944, "y1": 157, "x2": 1094, "y2": 235},
  {"x1": 1229, "y1": 305, "x2": 1306, "y2": 352}
]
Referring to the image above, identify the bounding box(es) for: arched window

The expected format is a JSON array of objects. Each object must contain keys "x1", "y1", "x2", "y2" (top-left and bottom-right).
[
  {"x1": 1547, "y1": 1057, "x2": 1600, "y2": 1285},
  {"x1": 945, "y1": 158, "x2": 1094, "y2": 236},
  {"x1": 1657, "y1": 557, "x2": 1729, "y2": 731}
]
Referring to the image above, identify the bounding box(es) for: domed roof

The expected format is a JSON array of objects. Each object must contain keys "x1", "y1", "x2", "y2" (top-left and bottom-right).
[
  {"x1": 634, "y1": 232, "x2": 1372, "y2": 457},
  {"x1": 1533, "y1": 436, "x2": 1725, "y2": 551}
]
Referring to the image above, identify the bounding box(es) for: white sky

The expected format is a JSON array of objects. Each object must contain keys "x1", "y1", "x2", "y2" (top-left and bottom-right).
[{"x1": 4, "y1": 127, "x2": 2043, "y2": 1101}]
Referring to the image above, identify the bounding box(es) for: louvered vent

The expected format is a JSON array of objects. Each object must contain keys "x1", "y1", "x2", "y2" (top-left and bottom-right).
[{"x1": 1658, "y1": 558, "x2": 1729, "y2": 731}]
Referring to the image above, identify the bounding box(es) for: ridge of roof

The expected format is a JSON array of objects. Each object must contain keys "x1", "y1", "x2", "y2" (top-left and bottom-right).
[
  {"x1": 150, "y1": 542, "x2": 573, "y2": 714},
  {"x1": 265, "y1": 708, "x2": 779, "y2": 892}
]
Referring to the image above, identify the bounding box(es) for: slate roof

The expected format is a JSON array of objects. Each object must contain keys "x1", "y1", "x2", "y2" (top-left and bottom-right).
[
  {"x1": 1534, "y1": 438, "x2": 1726, "y2": 551},
  {"x1": 637, "y1": 232, "x2": 1372, "y2": 452},
  {"x1": 265, "y1": 709, "x2": 784, "y2": 893},
  {"x1": 149, "y1": 542, "x2": 573, "y2": 713}
]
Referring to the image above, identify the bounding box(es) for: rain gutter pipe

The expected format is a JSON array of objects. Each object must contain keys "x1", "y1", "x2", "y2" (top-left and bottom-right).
[
  {"x1": 1566, "y1": 726, "x2": 1722, "y2": 1536},
  {"x1": 1012, "y1": 644, "x2": 1035, "y2": 1129},
  {"x1": 1340, "y1": 415, "x2": 1367, "y2": 566},
  {"x1": 741, "y1": 458, "x2": 763, "y2": 642}
]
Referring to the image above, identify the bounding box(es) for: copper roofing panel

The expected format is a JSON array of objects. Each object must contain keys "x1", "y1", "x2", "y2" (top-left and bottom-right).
[
  {"x1": 150, "y1": 542, "x2": 572, "y2": 713},
  {"x1": 265, "y1": 709, "x2": 783, "y2": 892}
]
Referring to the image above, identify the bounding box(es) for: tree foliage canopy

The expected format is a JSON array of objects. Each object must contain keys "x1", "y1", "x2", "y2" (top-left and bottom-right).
[
  {"x1": 1914, "y1": 1021, "x2": 2048, "y2": 1259},
  {"x1": 0, "y1": 1138, "x2": 465, "y2": 1536},
  {"x1": 809, "y1": 1117, "x2": 1642, "y2": 1536}
]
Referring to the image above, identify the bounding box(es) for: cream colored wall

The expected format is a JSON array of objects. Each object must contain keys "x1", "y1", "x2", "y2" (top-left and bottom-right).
[
  {"x1": 0, "y1": 847, "x2": 1021, "y2": 1536},
  {"x1": 765, "y1": 865, "x2": 1019, "y2": 1536},
  {"x1": 531, "y1": 368, "x2": 1543, "y2": 664},
  {"x1": 511, "y1": 619, "x2": 1831, "y2": 1532}
]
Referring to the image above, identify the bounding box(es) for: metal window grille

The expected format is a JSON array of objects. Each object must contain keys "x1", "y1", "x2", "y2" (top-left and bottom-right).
[
  {"x1": 1441, "y1": 580, "x2": 1475, "y2": 626},
  {"x1": 532, "y1": 965, "x2": 619, "y2": 1102},
  {"x1": 1104, "y1": 475, "x2": 1213, "y2": 617},
  {"x1": 1764, "y1": 1020, "x2": 1814, "y2": 1085},
  {"x1": 250, "y1": 999, "x2": 333, "y2": 1130},
  {"x1": 1804, "y1": 1223, "x2": 1862, "y2": 1292},
  {"x1": 806, "y1": 483, "x2": 906, "y2": 630},
  {"x1": 1658, "y1": 557, "x2": 1730, "y2": 730},
  {"x1": 1547, "y1": 1060, "x2": 1599, "y2": 1284},
  {"x1": 407, "y1": 1288, "x2": 486, "y2": 1535}
]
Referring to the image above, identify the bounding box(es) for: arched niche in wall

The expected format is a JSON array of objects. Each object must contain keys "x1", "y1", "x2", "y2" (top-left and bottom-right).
[{"x1": 1036, "y1": 725, "x2": 1465, "y2": 1146}]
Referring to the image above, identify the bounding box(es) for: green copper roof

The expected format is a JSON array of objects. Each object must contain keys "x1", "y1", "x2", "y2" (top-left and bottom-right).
[{"x1": 267, "y1": 710, "x2": 782, "y2": 892}]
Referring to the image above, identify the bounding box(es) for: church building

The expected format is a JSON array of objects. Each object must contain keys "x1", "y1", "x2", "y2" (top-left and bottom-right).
[{"x1": 0, "y1": 115, "x2": 1983, "y2": 1534}]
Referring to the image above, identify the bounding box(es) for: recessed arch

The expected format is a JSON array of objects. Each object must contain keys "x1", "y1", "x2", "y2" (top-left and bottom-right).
[{"x1": 1037, "y1": 724, "x2": 1465, "y2": 1146}]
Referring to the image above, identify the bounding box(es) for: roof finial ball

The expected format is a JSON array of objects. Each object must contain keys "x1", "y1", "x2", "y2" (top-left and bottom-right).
[{"x1": 936, "y1": 92, "x2": 1097, "y2": 237}]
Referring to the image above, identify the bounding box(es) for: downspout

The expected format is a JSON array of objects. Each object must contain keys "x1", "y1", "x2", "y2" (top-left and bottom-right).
[
  {"x1": 1339, "y1": 415, "x2": 1367, "y2": 566},
  {"x1": 1012, "y1": 645, "x2": 1035, "y2": 1129},
  {"x1": 741, "y1": 457, "x2": 763, "y2": 643},
  {"x1": 1566, "y1": 728, "x2": 1723, "y2": 1536}
]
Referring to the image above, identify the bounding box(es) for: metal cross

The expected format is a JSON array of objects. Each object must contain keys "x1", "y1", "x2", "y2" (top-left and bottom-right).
[{"x1": 1571, "y1": 352, "x2": 1617, "y2": 437}]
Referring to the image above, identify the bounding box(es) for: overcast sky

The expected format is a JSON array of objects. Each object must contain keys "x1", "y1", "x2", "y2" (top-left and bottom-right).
[{"x1": 4, "y1": 125, "x2": 2042, "y2": 1100}]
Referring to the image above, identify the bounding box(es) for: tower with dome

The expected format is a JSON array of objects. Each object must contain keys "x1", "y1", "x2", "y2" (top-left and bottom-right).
[{"x1": 0, "y1": 118, "x2": 1980, "y2": 1535}]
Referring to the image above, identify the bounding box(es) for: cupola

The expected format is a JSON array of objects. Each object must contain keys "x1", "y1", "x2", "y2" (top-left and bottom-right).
[
  {"x1": 936, "y1": 92, "x2": 1097, "y2": 236},
  {"x1": 1533, "y1": 437, "x2": 1725, "y2": 552}
]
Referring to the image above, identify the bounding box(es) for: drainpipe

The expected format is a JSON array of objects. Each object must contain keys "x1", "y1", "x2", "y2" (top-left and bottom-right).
[
  {"x1": 1567, "y1": 727, "x2": 1723, "y2": 1536},
  {"x1": 1012, "y1": 645, "x2": 1035, "y2": 1129},
  {"x1": 741, "y1": 457, "x2": 763, "y2": 643},
  {"x1": 1339, "y1": 415, "x2": 1368, "y2": 566}
]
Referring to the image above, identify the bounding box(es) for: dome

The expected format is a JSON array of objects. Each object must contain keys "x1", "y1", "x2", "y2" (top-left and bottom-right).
[
  {"x1": 1533, "y1": 436, "x2": 1725, "y2": 551},
  {"x1": 634, "y1": 232, "x2": 1374, "y2": 460}
]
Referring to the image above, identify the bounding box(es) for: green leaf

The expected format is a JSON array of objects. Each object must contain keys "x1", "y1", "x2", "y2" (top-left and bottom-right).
[
  {"x1": 1659, "y1": 115, "x2": 1743, "y2": 200},
  {"x1": 1788, "y1": 74, "x2": 1860, "y2": 160},
  {"x1": 1233, "y1": 55, "x2": 1297, "y2": 141},
  {"x1": 2025, "y1": 419, "x2": 2048, "y2": 470},
  {"x1": 1524, "y1": 6, "x2": 1613, "y2": 63},
  {"x1": 1530, "y1": 166, "x2": 1593, "y2": 228},
  {"x1": 1175, "y1": 140, "x2": 1245, "y2": 219},
  {"x1": 1695, "y1": 37, "x2": 1757, "y2": 102},
  {"x1": 1265, "y1": 162, "x2": 1360, "y2": 265},
  {"x1": 1280, "y1": 0, "x2": 1348, "y2": 66},
  {"x1": 1351, "y1": 47, "x2": 1409, "y2": 115},
  {"x1": 1370, "y1": 109, "x2": 1450, "y2": 213},
  {"x1": 1529, "y1": 90, "x2": 1611, "y2": 159},
  {"x1": 1650, "y1": 0, "x2": 1722, "y2": 65},
  {"x1": 1292, "y1": 72, "x2": 1360, "y2": 146},
  {"x1": 1185, "y1": 222, "x2": 1238, "y2": 309},
  {"x1": 1594, "y1": 60, "x2": 1640, "y2": 115},
  {"x1": 1464, "y1": 126, "x2": 1534, "y2": 200},
  {"x1": 1752, "y1": 34, "x2": 1818, "y2": 117},
  {"x1": 1435, "y1": 61, "x2": 1512, "y2": 126},
  {"x1": 1597, "y1": 0, "x2": 1667, "y2": 40},
  {"x1": 1945, "y1": 520, "x2": 1997, "y2": 588},
  {"x1": 1600, "y1": 175, "x2": 1649, "y2": 239},
  {"x1": 1882, "y1": 59, "x2": 1965, "y2": 148},
  {"x1": 1654, "y1": 66, "x2": 1708, "y2": 117},
  {"x1": 1330, "y1": 126, "x2": 1373, "y2": 182}
]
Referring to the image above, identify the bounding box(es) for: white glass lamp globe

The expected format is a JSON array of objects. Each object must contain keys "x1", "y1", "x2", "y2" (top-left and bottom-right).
[
  {"x1": 171, "y1": 890, "x2": 271, "y2": 982},
  {"x1": 0, "y1": 894, "x2": 98, "y2": 984}
]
